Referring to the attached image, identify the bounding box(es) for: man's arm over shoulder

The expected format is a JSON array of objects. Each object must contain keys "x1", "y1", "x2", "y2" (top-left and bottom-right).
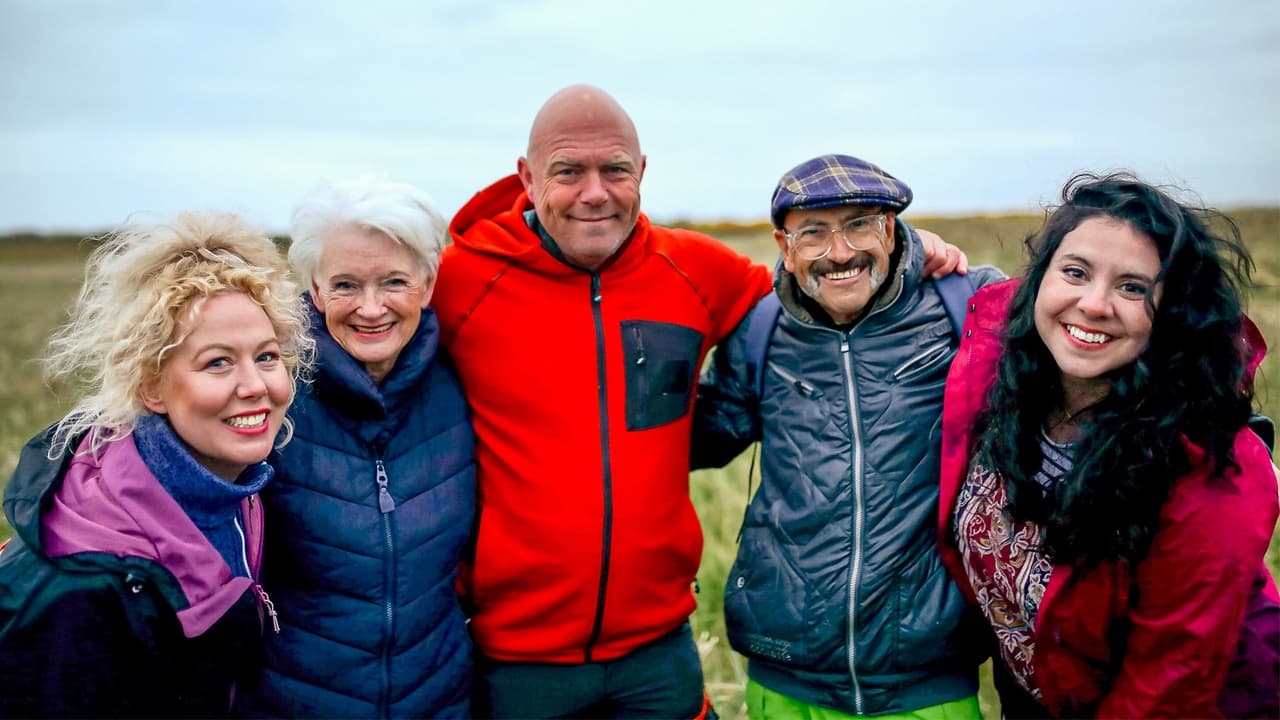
[
  {"x1": 914, "y1": 226, "x2": 1009, "y2": 288},
  {"x1": 691, "y1": 304, "x2": 766, "y2": 470},
  {"x1": 661, "y1": 228, "x2": 773, "y2": 344}
]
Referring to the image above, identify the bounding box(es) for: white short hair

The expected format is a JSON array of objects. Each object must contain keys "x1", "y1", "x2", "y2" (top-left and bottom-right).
[{"x1": 289, "y1": 176, "x2": 447, "y2": 294}]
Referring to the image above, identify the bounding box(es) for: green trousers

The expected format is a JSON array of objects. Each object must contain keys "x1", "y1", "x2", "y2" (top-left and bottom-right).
[{"x1": 746, "y1": 679, "x2": 982, "y2": 720}]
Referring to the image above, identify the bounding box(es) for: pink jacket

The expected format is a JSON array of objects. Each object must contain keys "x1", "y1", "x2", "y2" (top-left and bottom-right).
[{"x1": 937, "y1": 280, "x2": 1279, "y2": 718}]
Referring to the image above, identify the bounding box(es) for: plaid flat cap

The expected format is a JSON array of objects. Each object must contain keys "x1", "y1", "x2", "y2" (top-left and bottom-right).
[{"x1": 770, "y1": 154, "x2": 913, "y2": 228}]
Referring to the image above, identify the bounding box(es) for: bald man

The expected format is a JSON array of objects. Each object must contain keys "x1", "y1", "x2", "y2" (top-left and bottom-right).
[
  {"x1": 433, "y1": 84, "x2": 764, "y2": 718},
  {"x1": 433, "y1": 85, "x2": 963, "y2": 718}
]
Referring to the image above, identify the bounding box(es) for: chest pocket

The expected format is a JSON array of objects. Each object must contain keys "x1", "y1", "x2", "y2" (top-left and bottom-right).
[
  {"x1": 620, "y1": 320, "x2": 704, "y2": 430},
  {"x1": 891, "y1": 317, "x2": 956, "y2": 384}
]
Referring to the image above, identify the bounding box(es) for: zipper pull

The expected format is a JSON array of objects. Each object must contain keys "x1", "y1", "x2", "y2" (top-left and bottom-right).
[
  {"x1": 633, "y1": 326, "x2": 646, "y2": 366},
  {"x1": 591, "y1": 274, "x2": 602, "y2": 303},
  {"x1": 794, "y1": 380, "x2": 817, "y2": 397},
  {"x1": 253, "y1": 584, "x2": 280, "y2": 634},
  {"x1": 376, "y1": 459, "x2": 396, "y2": 513},
  {"x1": 840, "y1": 336, "x2": 850, "y2": 354}
]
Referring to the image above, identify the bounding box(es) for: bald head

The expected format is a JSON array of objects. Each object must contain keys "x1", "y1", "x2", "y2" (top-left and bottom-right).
[
  {"x1": 526, "y1": 84, "x2": 641, "y2": 164},
  {"x1": 517, "y1": 84, "x2": 647, "y2": 270}
]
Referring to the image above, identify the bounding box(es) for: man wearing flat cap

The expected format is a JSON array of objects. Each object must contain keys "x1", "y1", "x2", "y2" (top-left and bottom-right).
[{"x1": 694, "y1": 154, "x2": 1004, "y2": 719}]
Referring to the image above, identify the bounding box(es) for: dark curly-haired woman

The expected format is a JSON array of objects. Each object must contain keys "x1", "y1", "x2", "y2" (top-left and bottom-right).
[{"x1": 938, "y1": 172, "x2": 1279, "y2": 718}]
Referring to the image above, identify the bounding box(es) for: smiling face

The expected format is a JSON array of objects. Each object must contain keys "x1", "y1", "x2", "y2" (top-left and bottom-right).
[
  {"x1": 518, "y1": 86, "x2": 646, "y2": 270},
  {"x1": 141, "y1": 292, "x2": 292, "y2": 481},
  {"x1": 1034, "y1": 216, "x2": 1163, "y2": 407},
  {"x1": 776, "y1": 205, "x2": 896, "y2": 325},
  {"x1": 311, "y1": 225, "x2": 434, "y2": 383}
]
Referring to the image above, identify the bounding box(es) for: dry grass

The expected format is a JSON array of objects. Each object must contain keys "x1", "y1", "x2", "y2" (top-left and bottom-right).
[{"x1": 0, "y1": 209, "x2": 1276, "y2": 718}]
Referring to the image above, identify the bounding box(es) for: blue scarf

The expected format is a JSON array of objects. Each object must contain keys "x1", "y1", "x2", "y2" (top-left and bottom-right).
[{"x1": 132, "y1": 413, "x2": 273, "y2": 578}]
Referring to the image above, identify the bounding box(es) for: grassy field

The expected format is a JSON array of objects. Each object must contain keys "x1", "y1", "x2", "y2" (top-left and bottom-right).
[
  {"x1": 0, "y1": 236, "x2": 94, "y2": 480},
  {"x1": 0, "y1": 209, "x2": 1276, "y2": 717}
]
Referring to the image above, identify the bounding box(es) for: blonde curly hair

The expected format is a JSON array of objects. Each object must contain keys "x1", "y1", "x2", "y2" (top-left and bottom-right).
[{"x1": 45, "y1": 211, "x2": 314, "y2": 457}]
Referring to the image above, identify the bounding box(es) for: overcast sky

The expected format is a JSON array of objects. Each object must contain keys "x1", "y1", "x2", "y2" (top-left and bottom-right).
[{"x1": 2, "y1": 0, "x2": 1277, "y2": 234}]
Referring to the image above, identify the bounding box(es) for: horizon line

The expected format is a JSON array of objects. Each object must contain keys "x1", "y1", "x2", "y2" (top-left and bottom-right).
[{"x1": 4, "y1": 203, "x2": 1278, "y2": 240}]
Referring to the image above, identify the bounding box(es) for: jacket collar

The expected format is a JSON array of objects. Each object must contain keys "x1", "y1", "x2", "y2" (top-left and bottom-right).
[
  {"x1": 449, "y1": 173, "x2": 651, "y2": 278},
  {"x1": 309, "y1": 301, "x2": 440, "y2": 421},
  {"x1": 133, "y1": 413, "x2": 270, "y2": 529}
]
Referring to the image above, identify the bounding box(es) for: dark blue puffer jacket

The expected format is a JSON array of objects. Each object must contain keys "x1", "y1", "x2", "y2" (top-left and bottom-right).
[{"x1": 236, "y1": 306, "x2": 476, "y2": 719}]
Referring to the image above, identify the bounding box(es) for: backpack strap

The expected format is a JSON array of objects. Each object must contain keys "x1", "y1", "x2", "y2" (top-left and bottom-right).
[
  {"x1": 736, "y1": 293, "x2": 781, "y2": 544},
  {"x1": 1249, "y1": 412, "x2": 1275, "y2": 455},
  {"x1": 931, "y1": 272, "x2": 976, "y2": 338},
  {"x1": 743, "y1": 292, "x2": 782, "y2": 401}
]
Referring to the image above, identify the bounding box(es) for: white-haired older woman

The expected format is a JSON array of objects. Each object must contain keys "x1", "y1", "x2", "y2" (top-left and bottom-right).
[{"x1": 235, "y1": 178, "x2": 476, "y2": 719}]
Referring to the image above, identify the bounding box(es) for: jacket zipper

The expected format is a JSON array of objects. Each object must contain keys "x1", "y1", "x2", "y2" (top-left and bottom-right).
[
  {"x1": 234, "y1": 514, "x2": 280, "y2": 634},
  {"x1": 234, "y1": 508, "x2": 252, "y2": 576},
  {"x1": 376, "y1": 458, "x2": 396, "y2": 720},
  {"x1": 840, "y1": 273, "x2": 903, "y2": 712},
  {"x1": 891, "y1": 339, "x2": 951, "y2": 379},
  {"x1": 632, "y1": 325, "x2": 646, "y2": 366},
  {"x1": 632, "y1": 325, "x2": 648, "y2": 402},
  {"x1": 252, "y1": 584, "x2": 281, "y2": 633},
  {"x1": 768, "y1": 362, "x2": 821, "y2": 398},
  {"x1": 377, "y1": 458, "x2": 396, "y2": 513},
  {"x1": 840, "y1": 333, "x2": 866, "y2": 713},
  {"x1": 584, "y1": 272, "x2": 614, "y2": 663}
]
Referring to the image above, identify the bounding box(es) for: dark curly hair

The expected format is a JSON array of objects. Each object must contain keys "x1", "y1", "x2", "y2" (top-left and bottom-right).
[{"x1": 976, "y1": 171, "x2": 1256, "y2": 567}]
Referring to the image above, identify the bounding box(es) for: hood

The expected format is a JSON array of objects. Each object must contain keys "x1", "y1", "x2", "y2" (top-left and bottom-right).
[
  {"x1": 3, "y1": 424, "x2": 75, "y2": 555},
  {"x1": 774, "y1": 217, "x2": 928, "y2": 328},
  {"x1": 447, "y1": 173, "x2": 652, "y2": 278},
  {"x1": 5, "y1": 428, "x2": 254, "y2": 638},
  {"x1": 449, "y1": 175, "x2": 542, "y2": 259}
]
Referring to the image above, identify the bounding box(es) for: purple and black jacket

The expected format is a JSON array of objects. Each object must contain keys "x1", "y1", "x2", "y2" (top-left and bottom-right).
[{"x1": 0, "y1": 424, "x2": 273, "y2": 717}]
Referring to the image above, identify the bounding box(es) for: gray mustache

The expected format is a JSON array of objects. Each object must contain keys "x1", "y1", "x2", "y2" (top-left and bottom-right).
[{"x1": 811, "y1": 254, "x2": 873, "y2": 275}]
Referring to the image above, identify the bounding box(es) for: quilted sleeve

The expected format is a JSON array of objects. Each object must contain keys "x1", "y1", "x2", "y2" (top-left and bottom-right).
[{"x1": 690, "y1": 312, "x2": 763, "y2": 470}]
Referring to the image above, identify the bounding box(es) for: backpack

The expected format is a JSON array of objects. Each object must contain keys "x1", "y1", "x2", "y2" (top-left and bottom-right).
[{"x1": 743, "y1": 272, "x2": 976, "y2": 400}]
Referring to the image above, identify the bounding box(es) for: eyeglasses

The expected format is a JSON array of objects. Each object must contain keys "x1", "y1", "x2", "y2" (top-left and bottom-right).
[{"x1": 784, "y1": 214, "x2": 887, "y2": 261}]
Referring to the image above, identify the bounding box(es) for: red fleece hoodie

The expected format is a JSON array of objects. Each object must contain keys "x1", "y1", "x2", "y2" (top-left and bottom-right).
[{"x1": 434, "y1": 175, "x2": 772, "y2": 663}]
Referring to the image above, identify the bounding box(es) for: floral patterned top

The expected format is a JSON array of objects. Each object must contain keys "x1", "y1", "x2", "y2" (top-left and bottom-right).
[{"x1": 953, "y1": 433, "x2": 1073, "y2": 698}]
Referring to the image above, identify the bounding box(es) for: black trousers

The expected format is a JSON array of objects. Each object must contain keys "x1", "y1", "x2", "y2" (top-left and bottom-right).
[{"x1": 472, "y1": 622, "x2": 712, "y2": 719}]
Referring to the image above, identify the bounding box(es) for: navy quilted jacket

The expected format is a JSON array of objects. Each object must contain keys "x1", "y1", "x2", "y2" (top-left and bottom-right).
[
  {"x1": 236, "y1": 306, "x2": 476, "y2": 719},
  {"x1": 693, "y1": 223, "x2": 1002, "y2": 715}
]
